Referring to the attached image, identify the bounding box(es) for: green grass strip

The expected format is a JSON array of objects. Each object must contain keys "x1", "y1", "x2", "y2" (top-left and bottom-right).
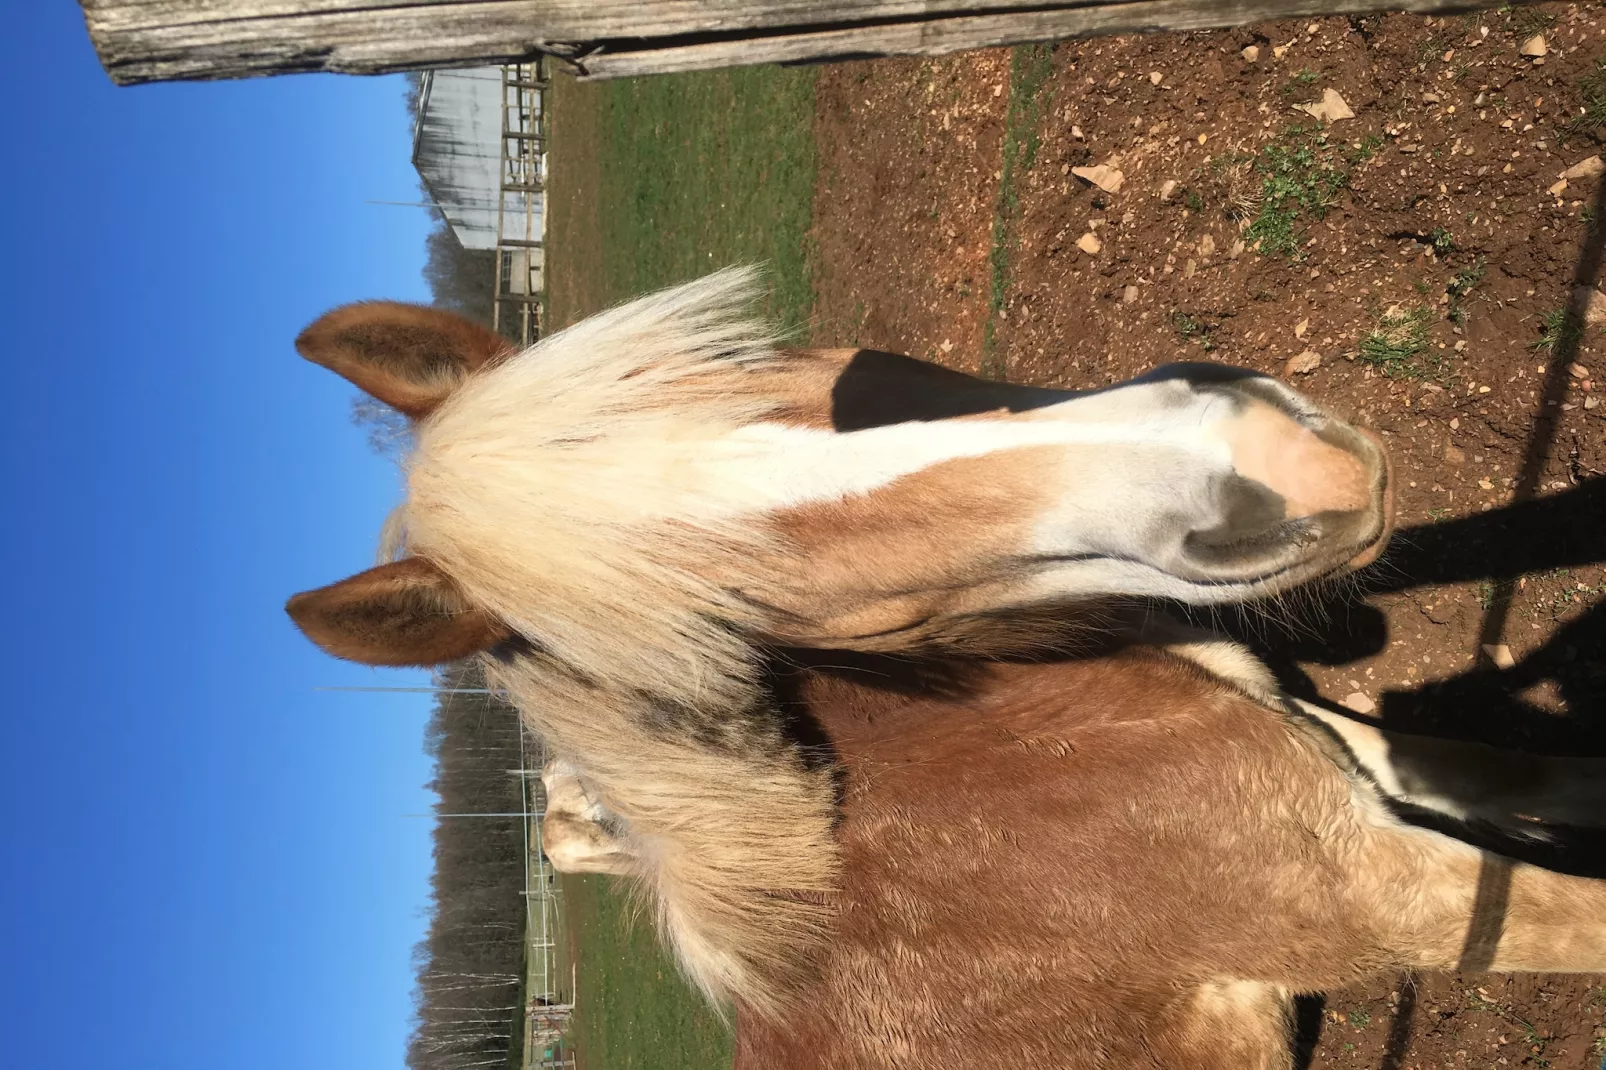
[
  {"x1": 590, "y1": 67, "x2": 818, "y2": 335},
  {"x1": 982, "y1": 44, "x2": 1055, "y2": 379}
]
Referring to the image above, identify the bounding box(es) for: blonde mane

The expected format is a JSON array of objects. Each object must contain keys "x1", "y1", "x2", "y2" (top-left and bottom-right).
[
  {"x1": 407, "y1": 268, "x2": 786, "y2": 706},
  {"x1": 397, "y1": 269, "x2": 839, "y2": 1013}
]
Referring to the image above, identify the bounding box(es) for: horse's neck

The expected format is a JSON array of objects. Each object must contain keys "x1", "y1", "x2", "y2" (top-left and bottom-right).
[{"x1": 778, "y1": 645, "x2": 1212, "y2": 769}]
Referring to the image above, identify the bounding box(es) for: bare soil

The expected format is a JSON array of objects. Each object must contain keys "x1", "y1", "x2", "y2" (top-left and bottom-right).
[{"x1": 810, "y1": 7, "x2": 1606, "y2": 1067}]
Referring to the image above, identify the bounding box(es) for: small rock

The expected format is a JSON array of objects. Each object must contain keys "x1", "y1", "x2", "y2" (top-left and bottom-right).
[
  {"x1": 1294, "y1": 318, "x2": 1310, "y2": 339},
  {"x1": 1183, "y1": 258, "x2": 1198, "y2": 279},
  {"x1": 1198, "y1": 234, "x2": 1217, "y2": 256},
  {"x1": 1230, "y1": 239, "x2": 1246, "y2": 259},
  {"x1": 1586, "y1": 395, "x2": 1600, "y2": 410},
  {"x1": 1160, "y1": 179, "x2": 1178, "y2": 201},
  {"x1": 1422, "y1": 91, "x2": 1441, "y2": 104},
  {"x1": 1561, "y1": 155, "x2": 1606, "y2": 181},
  {"x1": 1342, "y1": 692, "x2": 1377, "y2": 715},
  {"x1": 1520, "y1": 34, "x2": 1548, "y2": 58},
  {"x1": 1071, "y1": 125, "x2": 1085, "y2": 140},
  {"x1": 1307, "y1": 22, "x2": 1320, "y2": 34},
  {"x1": 1149, "y1": 71, "x2": 1164, "y2": 86},
  {"x1": 1273, "y1": 44, "x2": 1291, "y2": 59},
  {"x1": 1076, "y1": 232, "x2": 1103, "y2": 255},
  {"x1": 1481, "y1": 644, "x2": 1516, "y2": 670},
  {"x1": 1549, "y1": 178, "x2": 1570, "y2": 196},
  {"x1": 1123, "y1": 285, "x2": 1139, "y2": 304},
  {"x1": 1072, "y1": 163, "x2": 1126, "y2": 194},
  {"x1": 1574, "y1": 287, "x2": 1606, "y2": 326},
  {"x1": 1445, "y1": 445, "x2": 1466, "y2": 465},
  {"x1": 1478, "y1": 478, "x2": 1495, "y2": 490},
  {"x1": 1242, "y1": 45, "x2": 1260, "y2": 63},
  {"x1": 1296, "y1": 88, "x2": 1355, "y2": 123},
  {"x1": 1286, "y1": 350, "x2": 1323, "y2": 375}
]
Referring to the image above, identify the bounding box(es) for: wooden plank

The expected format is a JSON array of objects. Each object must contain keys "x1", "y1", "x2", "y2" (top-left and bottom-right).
[
  {"x1": 80, "y1": 0, "x2": 1523, "y2": 85},
  {"x1": 578, "y1": 0, "x2": 1509, "y2": 80},
  {"x1": 80, "y1": 0, "x2": 1215, "y2": 37}
]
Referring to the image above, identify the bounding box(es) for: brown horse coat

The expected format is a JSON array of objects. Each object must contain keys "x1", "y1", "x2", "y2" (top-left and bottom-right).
[{"x1": 729, "y1": 649, "x2": 1606, "y2": 1069}]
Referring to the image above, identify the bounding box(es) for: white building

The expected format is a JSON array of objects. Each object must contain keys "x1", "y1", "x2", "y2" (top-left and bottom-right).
[{"x1": 412, "y1": 65, "x2": 547, "y2": 338}]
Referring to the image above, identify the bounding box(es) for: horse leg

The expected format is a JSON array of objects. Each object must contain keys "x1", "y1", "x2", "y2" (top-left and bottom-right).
[
  {"x1": 1144, "y1": 982, "x2": 1295, "y2": 1070},
  {"x1": 1151, "y1": 626, "x2": 1606, "y2": 836},
  {"x1": 1296, "y1": 700, "x2": 1606, "y2": 834},
  {"x1": 1152, "y1": 628, "x2": 1605, "y2": 835},
  {"x1": 1377, "y1": 834, "x2": 1606, "y2": 972}
]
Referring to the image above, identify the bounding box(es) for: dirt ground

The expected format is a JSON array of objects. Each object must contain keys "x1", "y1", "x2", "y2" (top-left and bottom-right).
[{"x1": 810, "y1": 7, "x2": 1606, "y2": 1068}]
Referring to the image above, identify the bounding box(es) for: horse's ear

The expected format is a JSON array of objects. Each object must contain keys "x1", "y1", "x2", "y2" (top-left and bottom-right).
[
  {"x1": 295, "y1": 302, "x2": 513, "y2": 419},
  {"x1": 286, "y1": 557, "x2": 511, "y2": 666}
]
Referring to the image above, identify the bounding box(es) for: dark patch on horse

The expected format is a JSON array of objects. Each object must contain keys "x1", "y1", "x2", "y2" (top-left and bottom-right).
[
  {"x1": 1290, "y1": 994, "x2": 1325, "y2": 1070},
  {"x1": 829, "y1": 349, "x2": 1064, "y2": 431}
]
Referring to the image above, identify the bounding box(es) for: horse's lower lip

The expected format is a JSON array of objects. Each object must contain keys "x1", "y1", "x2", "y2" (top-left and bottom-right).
[{"x1": 1341, "y1": 428, "x2": 1395, "y2": 570}]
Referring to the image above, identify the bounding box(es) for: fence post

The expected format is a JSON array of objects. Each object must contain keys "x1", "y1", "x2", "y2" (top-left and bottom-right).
[{"x1": 82, "y1": 0, "x2": 1513, "y2": 86}]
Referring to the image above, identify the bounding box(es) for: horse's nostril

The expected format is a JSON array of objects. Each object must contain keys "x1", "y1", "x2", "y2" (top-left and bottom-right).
[{"x1": 1224, "y1": 402, "x2": 1370, "y2": 518}]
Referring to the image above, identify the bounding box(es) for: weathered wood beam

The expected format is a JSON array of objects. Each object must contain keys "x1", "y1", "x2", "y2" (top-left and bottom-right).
[
  {"x1": 582, "y1": 0, "x2": 1513, "y2": 79},
  {"x1": 80, "y1": 0, "x2": 1521, "y2": 86}
]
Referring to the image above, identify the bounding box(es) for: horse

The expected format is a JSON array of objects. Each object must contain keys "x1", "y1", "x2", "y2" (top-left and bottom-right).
[
  {"x1": 535, "y1": 643, "x2": 1606, "y2": 1068},
  {"x1": 287, "y1": 268, "x2": 1457, "y2": 1014}
]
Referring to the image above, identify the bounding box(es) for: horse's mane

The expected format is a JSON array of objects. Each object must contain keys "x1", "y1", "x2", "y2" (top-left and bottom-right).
[
  {"x1": 406, "y1": 267, "x2": 787, "y2": 706},
  {"x1": 394, "y1": 270, "x2": 841, "y2": 1015}
]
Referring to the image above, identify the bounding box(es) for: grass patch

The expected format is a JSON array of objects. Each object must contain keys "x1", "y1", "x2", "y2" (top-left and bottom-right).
[
  {"x1": 562, "y1": 875, "x2": 732, "y2": 1069},
  {"x1": 543, "y1": 66, "x2": 818, "y2": 334},
  {"x1": 1533, "y1": 306, "x2": 1583, "y2": 353},
  {"x1": 1466, "y1": 987, "x2": 1553, "y2": 1069},
  {"x1": 1172, "y1": 311, "x2": 1218, "y2": 352},
  {"x1": 982, "y1": 42, "x2": 1056, "y2": 378},
  {"x1": 1505, "y1": 3, "x2": 1558, "y2": 41},
  {"x1": 1530, "y1": 569, "x2": 1606, "y2": 621},
  {"x1": 1447, "y1": 258, "x2": 1485, "y2": 325},
  {"x1": 1358, "y1": 305, "x2": 1438, "y2": 378},
  {"x1": 1243, "y1": 127, "x2": 1370, "y2": 259},
  {"x1": 1281, "y1": 68, "x2": 1321, "y2": 102},
  {"x1": 1566, "y1": 61, "x2": 1606, "y2": 140}
]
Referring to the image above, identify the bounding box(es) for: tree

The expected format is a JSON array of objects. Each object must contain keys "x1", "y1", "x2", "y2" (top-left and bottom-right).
[{"x1": 405, "y1": 663, "x2": 534, "y2": 1070}]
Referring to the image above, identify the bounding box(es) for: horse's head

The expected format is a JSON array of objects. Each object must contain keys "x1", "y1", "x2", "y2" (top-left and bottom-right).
[{"x1": 287, "y1": 270, "x2": 1391, "y2": 680}]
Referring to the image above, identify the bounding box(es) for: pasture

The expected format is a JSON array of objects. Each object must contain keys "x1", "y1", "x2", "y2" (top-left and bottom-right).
[
  {"x1": 543, "y1": 67, "x2": 817, "y2": 335},
  {"x1": 557, "y1": 875, "x2": 733, "y2": 1069},
  {"x1": 540, "y1": 7, "x2": 1606, "y2": 1067}
]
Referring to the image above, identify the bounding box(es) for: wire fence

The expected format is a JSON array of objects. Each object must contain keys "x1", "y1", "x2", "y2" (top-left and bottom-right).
[{"x1": 515, "y1": 714, "x2": 577, "y2": 1070}]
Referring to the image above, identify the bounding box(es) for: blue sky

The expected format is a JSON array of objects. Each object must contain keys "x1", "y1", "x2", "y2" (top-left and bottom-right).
[{"x1": 2, "y1": 8, "x2": 442, "y2": 1068}]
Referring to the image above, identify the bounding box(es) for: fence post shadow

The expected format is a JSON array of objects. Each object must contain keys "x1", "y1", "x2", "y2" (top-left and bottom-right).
[{"x1": 1370, "y1": 144, "x2": 1606, "y2": 1070}]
